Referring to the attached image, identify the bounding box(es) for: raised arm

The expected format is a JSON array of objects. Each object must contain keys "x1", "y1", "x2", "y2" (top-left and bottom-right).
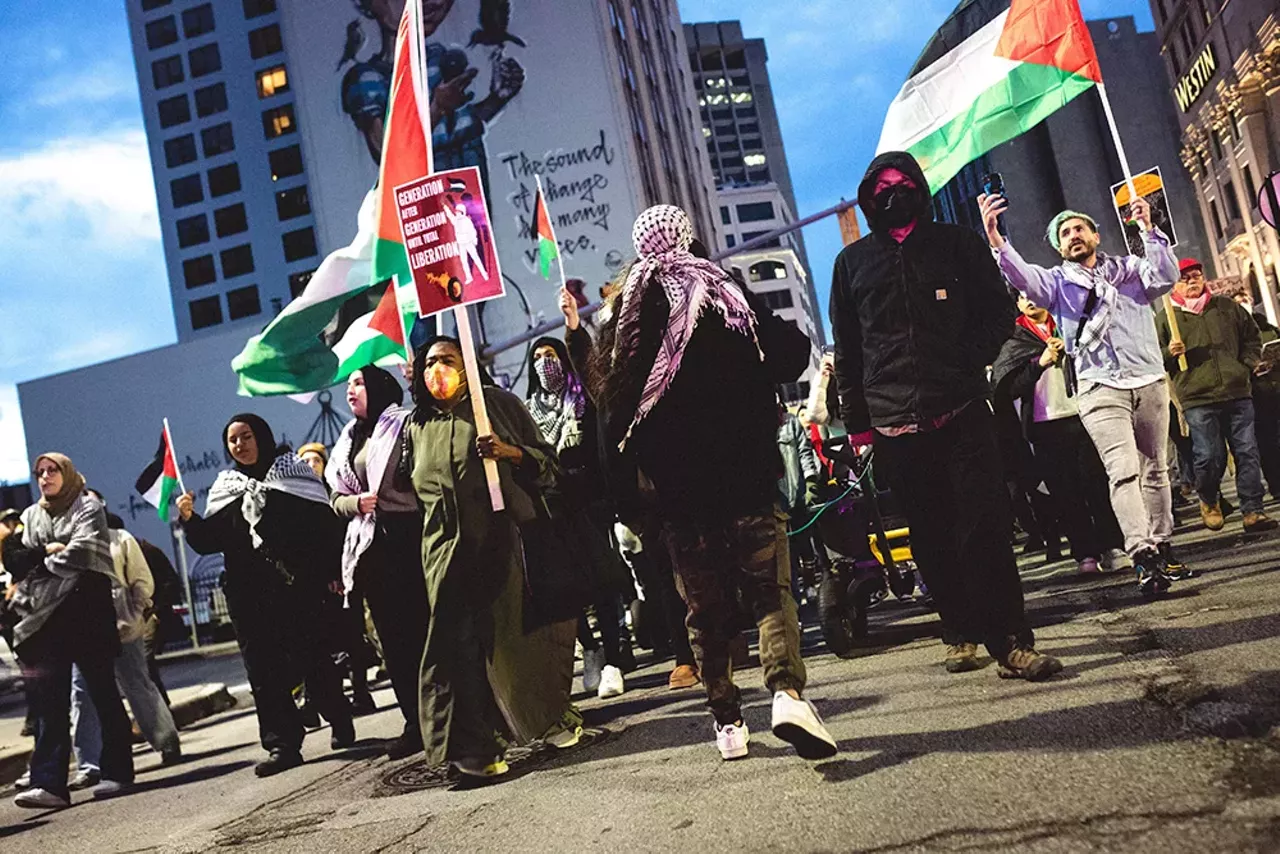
[{"x1": 978, "y1": 193, "x2": 1061, "y2": 311}]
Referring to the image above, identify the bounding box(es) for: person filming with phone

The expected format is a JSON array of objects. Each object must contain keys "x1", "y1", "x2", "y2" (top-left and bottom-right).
[{"x1": 979, "y1": 187, "x2": 1184, "y2": 597}]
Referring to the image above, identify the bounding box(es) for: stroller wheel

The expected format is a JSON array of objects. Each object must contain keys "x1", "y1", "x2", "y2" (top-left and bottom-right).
[{"x1": 819, "y1": 568, "x2": 866, "y2": 656}]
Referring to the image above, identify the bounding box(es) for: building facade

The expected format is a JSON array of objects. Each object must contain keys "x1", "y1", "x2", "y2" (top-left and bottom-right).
[
  {"x1": 935, "y1": 16, "x2": 1209, "y2": 273},
  {"x1": 1150, "y1": 0, "x2": 1280, "y2": 320}
]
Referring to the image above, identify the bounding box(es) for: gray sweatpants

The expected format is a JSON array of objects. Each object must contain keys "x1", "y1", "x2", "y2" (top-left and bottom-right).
[{"x1": 1077, "y1": 380, "x2": 1174, "y2": 557}]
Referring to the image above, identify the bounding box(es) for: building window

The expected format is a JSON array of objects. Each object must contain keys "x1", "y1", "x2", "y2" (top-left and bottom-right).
[
  {"x1": 720, "y1": 206, "x2": 731, "y2": 225},
  {"x1": 188, "y1": 43, "x2": 221, "y2": 78},
  {"x1": 1244, "y1": 165, "x2": 1259, "y2": 209},
  {"x1": 189, "y1": 295, "x2": 223, "y2": 329},
  {"x1": 742, "y1": 230, "x2": 780, "y2": 248},
  {"x1": 157, "y1": 94, "x2": 190, "y2": 128},
  {"x1": 183, "y1": 254, "x2": 216, "y2": 288},
  {"x1": 194, "y1": 82, "x2": 227, "y2": 117},
  {"x1": 170, "y1": 173, "x2": 203, "y2": 208},
  {"x1": 1211, "y1": 128, "x2": 1224, "y2": 161},
  {"x1": 151, "y1": 54, "x2": 184, "y2": 89},
  {"x1": 182, "y1": 3, "x2": 215, "y2": 39},
  {"x1": 256, "y1": 65, "x2": 289, "y2": 98},
  {"x1": 750, "y1": 260, "x2": 789, "y2": 282},
  {"x1": 1224, "y1": 180, "x2": 1241, "y2": 220},
  {"x1": 142, "y1": 0, "x2": 172, "y2": 10},
  {"x1": 249, "y1": 24, "x2": 283, "y2": 59},
  {"x1": 282, "y1": 227, "x2": 317, "y2": 262},
  {"x1": 262, "y1": 104, "x2": 296, "y2": 139},
  {"x1": 220, "y1": 243, "x2": 255, "y2": 278},
  {"x1": 757, "y1": 288, "x2": 794, "y2": 310},
  {"x1": 1209, "y1": 199, "x2": 1225, "y2": 240},
  {"x1": 227, "y1": 285, "x2": 262, "y2": 320},
  {"x1": 737, "y1": 201, "x2": 775, "y2": 223},
  {"x1": 163, "y1": 134, "x2": 197, "y2": 168},
  {"x1": 275, "y1": 185, "x2": 310, "y2": 220},
  {"x1": 214, "y1": 203, "x2": 248, "y2": 237},
  {"x1": 288, "y1": 269, "x2": 315, "y2": 297},
  {"x1": 243, "y1": 0, "x2": 277, "y2": 19},
  {"x1": 208, "y1": 163, "x2": 241, "y2": 197},
  {"x1": 176, "y1": 214, "x2": 209, "y2": 248},
  {"x1": 200, "y1": 122, "x2": 235, "y2": 158},
  {"x1": 743, "y1": 153, "x2": 767, "y2": 168},
  {"x1": 268, "y1": 144, "x2": 303, "y2": 179},
  {"x1": 725, "y1": 234, "x2": 736, "y2": 247},
  {"x1": 145, "y1": 16, "x2": 178, "y2": 49}
]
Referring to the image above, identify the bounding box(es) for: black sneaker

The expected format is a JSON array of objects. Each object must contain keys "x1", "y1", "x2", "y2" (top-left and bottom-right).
[
  {"x1": 1135, "y1": 550, "x2": 1172, "y2": 598},
  {"x1": 385, "y1": 731, "x2": 423, "y2": 760},
  {"x1": 330, "y1": 718, "x2": 356, "y2": 750},
  {"x1": 254, "y1": 749, "x2": 304, "y2": 778},
  {"x1": 1157, "y1": 542, "x2": 1194, "y2": 579}
]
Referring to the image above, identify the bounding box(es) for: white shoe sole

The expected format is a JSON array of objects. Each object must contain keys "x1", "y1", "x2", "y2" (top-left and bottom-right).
[
  {"x1": 598, "y1": 685, "x2": 624, "y2": 699},
  {"x1": 718, "y1": 743, "x2": 749, "y2": 760}
]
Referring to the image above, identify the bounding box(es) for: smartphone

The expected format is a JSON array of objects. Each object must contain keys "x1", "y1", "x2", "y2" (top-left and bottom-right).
[{"x1": 982, "y1": 172, "x2": 1008, "y2": 235}]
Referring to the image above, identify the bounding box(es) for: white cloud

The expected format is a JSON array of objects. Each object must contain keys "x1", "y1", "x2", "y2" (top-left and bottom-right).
[
  {"x1": 0, "y1": 385, "x2": 29, "y2": 484},
  {"x1": 30, "y1": 63, "x2": 138, "y2": 108}
]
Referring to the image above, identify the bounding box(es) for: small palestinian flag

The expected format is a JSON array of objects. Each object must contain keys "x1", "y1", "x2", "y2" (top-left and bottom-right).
[
  {"x1": 136, "y1": 425, "x2": 181, "y2": 521},
  {"x1": 533, "y1": 178, "x2": 559, "y2": 279}
]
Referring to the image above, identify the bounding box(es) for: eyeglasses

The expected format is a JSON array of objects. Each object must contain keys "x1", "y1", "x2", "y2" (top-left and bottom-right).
[{"x1": 35, "y1": 468, "x2": 60, "y2": 479}]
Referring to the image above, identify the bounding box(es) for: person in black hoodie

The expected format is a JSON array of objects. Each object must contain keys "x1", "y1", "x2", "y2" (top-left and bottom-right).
[
  {"x1": 588, "y1": 204, "x2": 837, "y2": 762},
  {"x1": 829, "y1": 151, "x2": 1061, "y2": 682},
  {"x1": 176, "y1": 414, "x2": 354, "y2": 777}
]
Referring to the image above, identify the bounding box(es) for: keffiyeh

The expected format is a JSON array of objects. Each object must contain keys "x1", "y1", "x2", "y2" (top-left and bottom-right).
[
  {"x1": 613, "y1": 205, "x2": 762, "y2": 449},
  {"x1": 205, "y1": 453, "x2": 329, "y2": 550}
]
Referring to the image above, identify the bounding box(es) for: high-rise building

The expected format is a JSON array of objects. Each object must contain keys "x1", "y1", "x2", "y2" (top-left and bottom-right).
[
  {"x1": 125, "y1": 0, "x2": 721, "y2": 384},
  {"x1": 1148, "y1": 0, "x2": 1280, "y2": 320},
  {"x1": 935, "y1": 16, "x2": 1209, "y2": 273}
]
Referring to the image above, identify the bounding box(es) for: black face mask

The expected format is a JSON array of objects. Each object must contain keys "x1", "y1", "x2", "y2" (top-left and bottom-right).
[{"x1": 874, "y1": 184, "x2": 917, "y2": 229}]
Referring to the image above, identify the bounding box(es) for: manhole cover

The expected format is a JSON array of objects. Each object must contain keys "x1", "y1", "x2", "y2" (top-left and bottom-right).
[{"x1": 375, "y1": 727, "x2": 613, "y2": 795}]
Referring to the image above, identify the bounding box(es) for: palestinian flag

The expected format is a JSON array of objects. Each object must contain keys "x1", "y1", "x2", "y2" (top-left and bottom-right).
[
  {"x1": 331, "y1": 277, "x2": 420, "y2": 376},
  {"x1": 533, "y1": 181, "x2": 559, "y2": 279},
  {"x1": 877, "y1": 0, "x2": 1102, "y2": 192},
  {"x1": 136, "y1": 426, "x2": 180, "y2": 521}
]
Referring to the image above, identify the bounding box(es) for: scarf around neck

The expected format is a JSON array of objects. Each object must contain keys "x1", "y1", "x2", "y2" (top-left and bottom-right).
[
  {"x1": 613, "y1": 205, "x2": 762, "y2": 450},
  {"x1": 1171, "y1": 288, "x2": 1211, "y2": 315},
  {"x1": 35, "y1": 452, "x2": 86, "y2": 518},
  {"x1": 205, "y1": 452, "x2": 329, "y2": 550},
  {"x1": 1016, "y1": 313, "x2": 1056, "y2": 342}
]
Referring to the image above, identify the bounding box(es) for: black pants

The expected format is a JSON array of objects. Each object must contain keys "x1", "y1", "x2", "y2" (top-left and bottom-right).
[
  {"x1": 225, "y1": 572, "x2": 351, "y2": 754},
  {"x1": 19, "y1": 576, "x2": 134, "y2": 798},
  {"x1": 359, "y1": 513, "x2": 430, "y2": 740},
  {"x1": 877, "y1": 404, "x2": 1032, "y2": 658},
  {"x1": 626, "y1": 519, "x2": 695, "y2": 668},
  {"x1": 1254, "y1": 390, "x2": 1280, "y2": 498},
  {"x1": 1030, "y1": 416, "x2": 1124, "y2": 560}
]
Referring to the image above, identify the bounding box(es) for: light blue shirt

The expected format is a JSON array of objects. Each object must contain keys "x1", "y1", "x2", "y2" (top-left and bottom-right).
[{"x1": 997, "y1": 229, "x2": 1179, "y2": 390}]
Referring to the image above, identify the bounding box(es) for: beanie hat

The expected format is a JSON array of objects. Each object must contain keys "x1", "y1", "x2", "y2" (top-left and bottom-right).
[{"x1": 1046, "y1": 210, "x2": 1099, "y2": 250}]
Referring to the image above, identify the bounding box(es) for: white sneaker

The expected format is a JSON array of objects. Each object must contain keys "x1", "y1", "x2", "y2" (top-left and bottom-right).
[
  {"x1": 91, "y1": 779, "x2": 132, "y2": 800},
  {"x1": 14, "y1": 788, "x2": 70, "y2": 810},
  {"x1": 582, "y1": 648, "x2": 605, "y2": 694},
  {"x1": 771, "y1": 691, "x2": 838, "y2": 760},
  {"x1": 715, "y1": 720, "x2": 750, "y2": 760},
  {"x1": 14, "y1": 770, "x2": 30, "y2": 790},
  {"x1": 1101, "y1": 549, "x2": 1133, "y2": 572},
  {"x1": 597, "y1": 665, "x2": 625, "y2": 699}
]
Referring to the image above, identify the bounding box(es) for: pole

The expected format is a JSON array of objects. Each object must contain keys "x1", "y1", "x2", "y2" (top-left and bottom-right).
[
  {"x1": 162, "y1": 418, "x2": 187, "y2": 495},
  {"x1": 172, "y1": 524, "x2": 200, "y2": 651},
  {"x1": 1097, "y1": 81, "x2": 1187, "y2": 372},
  {"x1": 454, "y1": 304, "x2": 505, "y2": 512}
]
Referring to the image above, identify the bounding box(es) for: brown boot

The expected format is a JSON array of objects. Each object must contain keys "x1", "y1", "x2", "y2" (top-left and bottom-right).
[
  {"x1": 1243, "y1": 512, "x2": 1279, "y2": 534},
  {"x1": 1200, "y1": 500, "x2": 1225, "y2": 531},
  {"x1": 997, "y1": 647, "x2": 1063, "y2": 681},
  {"x1": 944, "y1": 643, "x2": 981, "y2": 673},
  {"x1": 667, "y1": 664, "x2": 700, "y2": 690}
]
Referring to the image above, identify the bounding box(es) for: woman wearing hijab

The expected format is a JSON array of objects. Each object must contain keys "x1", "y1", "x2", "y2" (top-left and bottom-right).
[
  {"x1": 526, "y1": 337, "x2": 634, "y2": 700},
  {"x1": 404, "y1": 336, "x2": 579, "y2": 779},
  {"x1": 177, "y1": 414, "x2": 354, "y2": 777},
  {"x1": 328, "y1": 365, "x2": 427, "y2": 759},
  {"x1": 587, "y1": 205, "x2": 836, "y2": 762},
  {"x1": 6, "y1": 453, "x2": 134, "y2": 808}
]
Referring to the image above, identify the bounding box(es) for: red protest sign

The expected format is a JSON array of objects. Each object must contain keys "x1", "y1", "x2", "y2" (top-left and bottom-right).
[{"x1": 393, "y1": 166, "x2": 505, "y2": 319}]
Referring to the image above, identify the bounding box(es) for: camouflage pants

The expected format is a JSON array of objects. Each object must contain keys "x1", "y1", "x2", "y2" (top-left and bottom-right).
[{"x1": 663, "y1": 507, "x2": 806, "y2": 725}]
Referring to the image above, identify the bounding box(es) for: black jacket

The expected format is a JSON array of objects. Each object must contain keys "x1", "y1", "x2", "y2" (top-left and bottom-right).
[
  {"x1": 830, "y1": 151, "x2": 1015, "y2": 433},
  {"x1": 991, "y1": 324, "x2": 1075, "y2": 440},
  {"x1": 603, "y1": 288, "x2": 811, "y2": 521},
  {"x1": 527, "y1": 336, "x2": 604, "y2": 507}
]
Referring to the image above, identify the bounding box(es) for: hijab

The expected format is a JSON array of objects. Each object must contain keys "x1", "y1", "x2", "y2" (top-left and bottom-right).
[
  {"x1": 526, "y1": 337, "x2": 587, "y2": 453},
  {"x1": 612, "y1": 205, "x2": 762, "y2": 450},
  {"x1": 224, "y1": 413, "x2": 278, "y2": 481},
  {"x1": 350, "y1": 364, "x2": 405, "y2": 458},
  {"x1": 35, "y1": 452, "x2": 86, "y2": 518}
]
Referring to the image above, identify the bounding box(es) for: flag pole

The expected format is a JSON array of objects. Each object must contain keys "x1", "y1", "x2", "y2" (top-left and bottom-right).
[
  {"x1": 454, "y1": 305, "x2": 505, "y2": 512},
  {"x1": 162, "y1": 418, "x2": 187, "y2": 495},
  {"x1": 1096, "y1": 80, "x2": 1187, "y2": 372}
]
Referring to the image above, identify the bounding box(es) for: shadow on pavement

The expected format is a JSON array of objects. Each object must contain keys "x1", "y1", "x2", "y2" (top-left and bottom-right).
[
  {"x1": 0, "y1": 819, "x2": 50, "y2": 839},
  {"x1": 132, "y1": 759, "x2": 255, "y2": 793}
]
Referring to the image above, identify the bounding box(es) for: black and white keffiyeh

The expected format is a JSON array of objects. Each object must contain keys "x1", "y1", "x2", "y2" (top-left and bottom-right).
[{"x1": 205, "y1": 453, "x2": 329, "y2": 549}]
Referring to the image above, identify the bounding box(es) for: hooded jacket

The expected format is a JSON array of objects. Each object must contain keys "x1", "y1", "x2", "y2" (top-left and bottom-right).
[
  {"x1": 526, "y1": 336, "x2": 603, "y2": 505},
  {"x1": 830, "y1": 151, "x2": 1015, "y2": 433}
]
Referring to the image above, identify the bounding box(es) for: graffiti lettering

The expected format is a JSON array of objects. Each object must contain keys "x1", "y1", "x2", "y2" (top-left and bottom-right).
[{"x1": 499, "y1": 130, "x2": 616, "y2": 182}]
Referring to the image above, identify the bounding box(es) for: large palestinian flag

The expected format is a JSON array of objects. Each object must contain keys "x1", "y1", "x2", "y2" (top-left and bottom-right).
[{"x1": 877, "y1": 0, "x2": 1102, "y2": 192}]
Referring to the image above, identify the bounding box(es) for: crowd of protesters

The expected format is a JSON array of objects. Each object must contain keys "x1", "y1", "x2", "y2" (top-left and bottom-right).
[{"x1": 5, "y1": 159, "x2": 1279, "y2": 808}]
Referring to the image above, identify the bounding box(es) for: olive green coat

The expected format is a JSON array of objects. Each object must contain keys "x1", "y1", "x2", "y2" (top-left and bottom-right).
[{"x1": 406, "y1": 386, "x2": 576, "y2": 767}]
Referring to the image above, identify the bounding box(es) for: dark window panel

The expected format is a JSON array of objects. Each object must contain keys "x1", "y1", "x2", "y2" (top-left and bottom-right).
[
  {"x1": 268, "y1": 144, "x2": 304, "y2": 179},
  {"x1": 288, "y1": 268, "x2": 316, "y2": 297},
  {"x1": 151, "y1": 54, "x2": 184, "y2": 89},
  {"x1": 169, "y1": 173, "x2": 203, "y2": 208},
  {"x1": 194, "y1": 82, "x2": 227, "y2": 117},
  {"x1": 183, "y1": 254, "x2": 216, "y2": 288},
  {"x1": 214, "y1": 203, "x2": 248, "y2": 237},
  {"x1": 282, "y1": 227, "x2": 317, "y2": 262},
  {"x1": 242, "y1": 0, "x2": 277, "y2": 19},
  {"x1": 181, "y1": 3, "x2": 215, "y2": 39},
  {"x1": 248, "y1": 24, "x2": 283, "y2": 59},
  {"x1": 157, "y1": 94, "x2": 190, "y2": 128},
  {"x1": 163, "y1": 134, "x2": 197, "y2": 168},
  {"x1": 750, "y1": 260, "x2": 790, "y2": 283},
  {"x1": 142, "y1": 0, "x2": 172, "y2": 10},
  {"x1": 720, "y1": 206, "x2": 731, "y2": 225},
  {"x1": 220, "y1": 243, "x2": 255, "y2": 278},
  {"x1": 175, "y1": 214, "x2": 209, "y2": 248},
  {"x1": 736, "y1": 201, "x2": 775, "y2": 223},
  {"x1": 227, "y1": 285, "x2": 262, "y2": 320},
  {"x1": 188, "y1": 43, "x2": 221, "y2": 78},
  {"x1": 275, "y1": 185, "x2": 310, "y2": 220},
  {"x1": 262, "y1": 104, "x2": 296, "y2": 139},
  {"x1": 189, "y1": 295, "x2": 223, "y2": 329},
  {"x1": 200, "y1": 122, "x2": 235, "y2": 157},
  {"x1": 208, "y1": 163, "x2": 241, "y2": 197},
  {"x1": 145, "y1": 16, "x2": 178, "y2": 49}
]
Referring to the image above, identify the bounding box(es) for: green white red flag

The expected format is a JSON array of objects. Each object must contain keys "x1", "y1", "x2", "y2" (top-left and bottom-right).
[
  {"x1": 135, "y1": 425, "x2": 181, "y2": 521},
  {"x1": 877, "y1": 0, "x2": 1102, "y2": 192},
  {"x1": 533, "y1": 178, "x2": 559, "y2": 279}
]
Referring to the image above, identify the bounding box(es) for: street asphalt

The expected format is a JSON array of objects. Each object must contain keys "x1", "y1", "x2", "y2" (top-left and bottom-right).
[{"x1": 5, "y1": 494, "x2": 1280, "y2": 853}]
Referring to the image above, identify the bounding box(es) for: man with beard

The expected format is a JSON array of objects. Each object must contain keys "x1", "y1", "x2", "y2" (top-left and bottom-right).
[
  {"x1": 830, "y1": 152, "x2": 1061, "y2": 681},
  {"x1": 980, "y1": 191, "x2": 1183, "y2": 596}
]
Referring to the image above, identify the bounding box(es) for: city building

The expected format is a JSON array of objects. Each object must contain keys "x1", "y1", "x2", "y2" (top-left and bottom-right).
[
  {"x1": 1149, "y1": 0, "x2": 1280, "y2": 320},
  {"x1": 935, "y1": 16, "x2": 1209, "y2": 274}
]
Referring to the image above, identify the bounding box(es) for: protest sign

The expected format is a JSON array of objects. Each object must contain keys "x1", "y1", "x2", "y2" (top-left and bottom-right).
[{"x1": 1110, "y1": 166, "x2": 1179, "y2": 257}]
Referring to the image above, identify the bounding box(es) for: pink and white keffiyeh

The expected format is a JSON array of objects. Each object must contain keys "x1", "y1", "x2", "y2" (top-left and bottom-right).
[{"x1": 613, "y1": 205, "x2": 762, "y2": 449}]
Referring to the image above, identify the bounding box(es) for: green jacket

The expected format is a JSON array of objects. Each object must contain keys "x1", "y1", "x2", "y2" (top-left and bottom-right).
[{"x1": 1155, "y1": 295, "x2": 1261, "y2": 410}]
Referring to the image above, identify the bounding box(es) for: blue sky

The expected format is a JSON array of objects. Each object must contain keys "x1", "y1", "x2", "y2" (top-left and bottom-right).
[{"x1": 0, "y1": 0, "x2": 1156, "y2": 483}]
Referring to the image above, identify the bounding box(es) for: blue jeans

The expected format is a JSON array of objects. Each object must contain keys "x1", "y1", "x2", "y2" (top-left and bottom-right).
[
  {"x1": 1184, "y1": 398, "x2": 1267, "y2": 514},
  {"x1": 73, "y1": 638, "x2": 180, "y2": 772}
]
